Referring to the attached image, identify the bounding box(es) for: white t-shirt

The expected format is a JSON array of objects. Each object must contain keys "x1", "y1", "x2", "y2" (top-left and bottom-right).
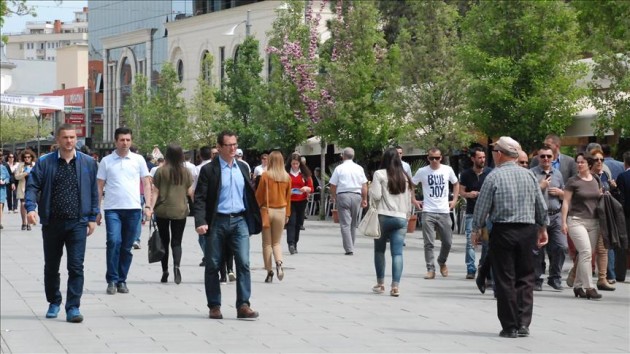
[
  {"x1": 329, "y1": 160, "x2": 367, "y2": 193},
  {"x1": 184, "y1": 161, "x2": 198, "y2": 184},
  {"x1": 97, "y1": 151, "x2": 150, "y2": 210},
  {"x1": 401, "y1": 160, "x2": 412, "y2": 178},
  {"x1": 253, "y1": 164, "x2": 266, "y2": 178},
  {"x1": 193, "y1": 159, "x2": 211, "y2": 190},
  {"x1": 412, "y1": 164, "x2": 458, "y2": 213}
]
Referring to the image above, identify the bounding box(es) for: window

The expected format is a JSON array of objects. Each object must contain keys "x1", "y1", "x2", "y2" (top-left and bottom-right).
[
  {"x1": 177, "y1": 59, "x2": 184, "y2": 83},
  {"x1": 201, "y1": 50, "x2": 211, "y2": 84},
  {"x1": 19, "y1": 43, "x2": 23, "y2": 49},
  {"x1": 219, "y1": 46, "x2": 225, "y2": 90},
  {"x1": 40, "y1": 43, "x2": 45, "y2": 49}
]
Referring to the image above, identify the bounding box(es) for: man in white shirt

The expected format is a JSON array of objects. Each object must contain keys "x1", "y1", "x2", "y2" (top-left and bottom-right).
[
  {"x1": 193, "y1": 146, "x2": 214, "y2": 267},
  {"x1": 412, "y1": 147, "x2": 460, "y2": 279},
  {"x1": 184, "y1": 152, "x2": 198, "y2": 183},
  {"x1": 396, "y1": 146, "x2": 413, "y2": 178},
  {"x1": 96, "y1": 127, "x2": 152, "y2": 295},
  {"x1": 330, "y1": 147, "x2": 368, "y2": 255},
  {"x1": 236, "y1": 149, "x2": 251, "y2": 176}
]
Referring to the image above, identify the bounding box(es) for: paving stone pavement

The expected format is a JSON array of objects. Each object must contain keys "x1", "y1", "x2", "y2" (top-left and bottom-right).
[{"x1": 1, "y1": 210, "x2": 629, "y2": 353}]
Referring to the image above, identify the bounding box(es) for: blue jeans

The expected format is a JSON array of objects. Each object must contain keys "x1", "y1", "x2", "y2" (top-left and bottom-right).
[
  {"x1": 607, "y1": 249, "x2": 616, "y2": 280},
  {"x1": 42, "y1": 219, "x2": 87, "y2": 311},
  {"x1": 134, "y1": 195, "x2": 146, "y2": 243},
  {"x1": 198, "y1": 235, "x2": 207, "y2": 261},
  {"x1": 105, "y1": 209, "x2": 141, "y2": 284},
  {"x1": 204, "y1": 215, "x2": 251, "y2": 309},
  {"x1": 374, "y1": 215, "x2": 407, "y2": 286},
  {"x1": 464, "y1": 214, "x2": 477, "y2": 274}
]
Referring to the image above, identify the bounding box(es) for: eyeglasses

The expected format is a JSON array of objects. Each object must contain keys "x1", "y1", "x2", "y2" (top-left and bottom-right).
[
  {"x1": 593, "y1": 158, "x2": 604, "y2": 162},
  {"x1": 518, "y1": 160, "x2": 529, "y2": 165},
  {"x1": 24, "y1": 156, "x2": 33, "y2": 159},
  {"x1": 221, "y1": 143, "x2": 238, "y2": 148},
  {"x1": 428, "y1": 156, "x2": 441, "y2": 161},
  {"x1": 539, "y1": 154, "x2": 552, "y2": 159}
]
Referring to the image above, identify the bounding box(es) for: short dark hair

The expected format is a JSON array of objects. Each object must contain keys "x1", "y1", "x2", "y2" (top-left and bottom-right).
[
  {"x1": 217, "y1": 130, "x2": 237, "y2": 146},
  {"x1": 114, "y1": 127, "x2": 133, "y2": 141},
  {"x1": 428, "y1": 147, "x2": 441, "y2": 155},
  {"x1": 56, "y1": 123, "x2": 76, "y2": 137},
  {"x1": 623, "y1": 151, "x2": 630, "y2": 165},
  {"x1": 576, "y1": 152, "x2": 594, "y2": 169},
  {"x1": 199, "y1": 146, "x2": 212, "y2": 160},
  {"x1": 601, "y1": 144, "x2": 612, "y2": 156},
  {"x1": 469, "y1": 146, "x2": 484, "y2": 158}
]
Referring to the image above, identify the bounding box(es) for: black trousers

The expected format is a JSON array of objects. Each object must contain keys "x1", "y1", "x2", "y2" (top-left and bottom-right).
[
  {"x1": 490, "y1": 223, "x2": 537, "y2": 331},
  {"x1": 287, "y1": 200, "x2": 307, "y2": 246},
  {"x1": 156, "y1": 217, "x2": 187, "y2": 272}
]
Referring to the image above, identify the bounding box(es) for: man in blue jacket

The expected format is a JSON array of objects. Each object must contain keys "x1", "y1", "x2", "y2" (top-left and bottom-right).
[{"x1": 25, "y1": 124, "x2": 99, "y2": 323}]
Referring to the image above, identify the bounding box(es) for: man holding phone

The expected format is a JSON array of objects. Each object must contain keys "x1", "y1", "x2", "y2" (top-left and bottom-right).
[{"x1": 530, "y1": 146, "x2": 566, "y2": 291}]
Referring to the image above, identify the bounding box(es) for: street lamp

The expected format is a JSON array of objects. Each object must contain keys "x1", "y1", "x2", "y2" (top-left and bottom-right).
[{"x1": 223, "y1": 10, "x2": 251, "y2": 36}]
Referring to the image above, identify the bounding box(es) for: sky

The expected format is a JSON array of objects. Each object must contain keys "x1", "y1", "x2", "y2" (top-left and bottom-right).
[{"x1": 1, "y1": 0, "x2": 88, "y2": 34}]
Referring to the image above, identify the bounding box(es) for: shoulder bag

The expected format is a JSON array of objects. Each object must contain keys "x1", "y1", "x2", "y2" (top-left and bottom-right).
[
  {"x1": 358, "y1": 198, "x2": 380, "y2": 239},
  {"x1": 148, "y1": 218, "x2": 166, "y2": 263}
]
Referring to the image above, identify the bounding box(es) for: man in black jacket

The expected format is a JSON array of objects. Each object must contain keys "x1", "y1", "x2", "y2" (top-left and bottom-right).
[{"x1": 193, "y1": 130, "x2": 261, "y2": 320}]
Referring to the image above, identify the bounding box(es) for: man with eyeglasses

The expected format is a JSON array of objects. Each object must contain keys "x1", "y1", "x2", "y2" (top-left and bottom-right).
[
  {"x1": 193, "y1": 130, "x2": 261, "y2": 320},
  {"x1": 412, "y1": 147, "x2": 460, "y2": 279},
  {"x1": 530, "y1": 146, "x2": 566, "y2": 291},
  {"x1": 531, "y1": 134, "x2": 576, "y2": 185},
  {"x1": 472, "y1": 136, "x2": 548, "y2": 339}
]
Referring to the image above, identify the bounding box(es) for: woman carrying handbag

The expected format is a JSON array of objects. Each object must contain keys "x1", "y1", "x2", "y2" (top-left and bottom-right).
[
  {"x1": 370, "y1": 148, "x2": 420, "y2": 297},
  {"x1": 256, "y1": 151, "x2": 292, "y2": 283}
]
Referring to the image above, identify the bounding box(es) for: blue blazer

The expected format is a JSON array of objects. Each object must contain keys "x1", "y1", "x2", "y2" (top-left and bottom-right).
[{"x1": 25, "y1": 150, "x2": 100, "y2": 225}]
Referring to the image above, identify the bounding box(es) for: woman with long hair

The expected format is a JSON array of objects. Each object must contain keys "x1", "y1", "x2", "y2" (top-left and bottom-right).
[
  {"x1": 14, "y1": 149, "x2": 36, "y2": 230},
  {"x1": 561, "y1": 153, "x2": 603, "y2": 300},
  {"x1": 370, "y1": 148, "x2": 417, "y2": 297},
  {"x1": 150, "y1": 144, "x2": 193, "y2": 284},
  {"x1": 255, "y1": 151, "x2": 291, "y2": 283},
  {"x1": 285, "y1": 153, "x2": 313, "y2": 255},
  {"x1": 6, "y1": 152, "x2": 18, "y2": 213}
]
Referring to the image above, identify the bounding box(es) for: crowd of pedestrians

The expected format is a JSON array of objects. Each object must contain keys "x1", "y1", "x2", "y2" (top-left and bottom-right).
[{"x1": 5, "y1": 124, "x2": 628, "y2": 340}]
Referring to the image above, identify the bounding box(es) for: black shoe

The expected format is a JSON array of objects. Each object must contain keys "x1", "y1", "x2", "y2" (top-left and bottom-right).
[
  {"x1": 117, "y1": 282, "x2": 129, "y2": 293},
  {"x1": 199, "y1": 260, "x2": 205, "y2": 267},
  {"x1": 499, "y1": 329, "x2": 518, "y2": 338},
  {"x1": 21, "y1": 224, "x2": 26, "y2": 230},
  {"x1": 345, "y1": 252, "x2": 354, "y2": 256},
  {"x1": 174, "y1": 266, "x2": 182, "y2": 285},
  {"x1": 534, "y1": 283, "x2": 543, "y2": 291},
  {"x1": 547, "y1": 280, "x2": 563, "y2": 291},
  {"x1": 106, "y1": 282, "x2": 116, "y2": 295},
  {"x1": 517, "y1": 326, "x2": 530, "y2": 337},
  {"x1": 289, "y1": 245, "x2": 296, "y2": 255},
  {"x1": 161, "y1": 272, "x2": 169, "y2": 283},
  {"x1": 264, "y1": 270, "x2": 274, "y2": 283},
  {"x1": 475, "y1": 274, "x2": 486, "y2": 294},
  {"x1": 26, "y1": 224, "x2": 31, "y2": 231},
  {"x1": 300, "y1": 225, "x2": 305, "y2": 231}
]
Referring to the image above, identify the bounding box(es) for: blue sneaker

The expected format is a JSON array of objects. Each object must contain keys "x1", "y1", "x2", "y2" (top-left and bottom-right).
[
  {"x1": 46, "y1": 303, "x2": 60, "y2": 318},
  {"x1": 66, "y1": 307, "x2": 84, "y2": 323}
]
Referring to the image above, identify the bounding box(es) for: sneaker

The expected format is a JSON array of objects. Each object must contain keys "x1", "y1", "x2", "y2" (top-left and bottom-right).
[
  {"x1": 534, "y1": 283, "x2": 543, "y2": 291},
  {"x1": 372, "y1": 284, "x2": 385, "y2": 294},
  {"x1": 517, "y1": 326, "x2": 530, "y2": 337},
  {"x1": 66, "y1": 307, "x2": 84, "y2": 323},
  {"x1": 106, "y1": 282, "x2": 116, "y2": 295},
  {"x1": 132, "y1": 242, "x2": 140, "y2": 250},
  {"x1": 424, "y1": 271, "x2": 436, "y2": 279},
  {"x1": 466, "y1": 272, "x2": 475, "y2": 279},
  {"x1": 228, "y1": 271, "x2": 236, "y2": 282},
  {"x1": 390, "y1": 287, "x2": 400, "y2": 297},
  {"x1": 117, "y1": 282, "x2": 129, "y2": 293},
  {"x1": 237, "y1": 304, "x2": 259, "y2": 320},
  {"x1": 46, "y1": 303, "x2": 60, "y2": 318},
  {"x1": 439, "y1": 263, "x2": 448, "y2": 277}
]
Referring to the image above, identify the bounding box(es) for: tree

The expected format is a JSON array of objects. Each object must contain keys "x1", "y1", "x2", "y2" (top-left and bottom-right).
[
  {"x1": 459, "y1": 1, "x2": 587, "y2": 151},
  {"x1": 0, "y1": 107, "x2": 40, "y2": 145},
  {"x1": 215, "y1": 36, "x2": 264, "y2": 151},
  {"x1": 395, "y1": 0, "x2": 473, "y2": 157},
  {"x1": 571, "y1": 1, "x2": 630, "y2": 140},
  {"x1": 317, "y1": 0, "x2": 403, "y2": 163},
  {"x1": 188, "y1": 54, "x2": 229, "y2": 148},
  {"x1": 122, "y1": 63, "x2": 189, "y2": 152},
  {"x1": 1, "y1": 0, "x2": 37, "y2": 43}
]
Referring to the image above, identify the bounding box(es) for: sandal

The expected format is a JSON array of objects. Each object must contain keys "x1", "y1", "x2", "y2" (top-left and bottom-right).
[
  {"x1": 372, "y1": 284, "x2": 385, "y2": 294},
  {"x1": 390, "y1": 287, "x2": 400, "y2": 297}
]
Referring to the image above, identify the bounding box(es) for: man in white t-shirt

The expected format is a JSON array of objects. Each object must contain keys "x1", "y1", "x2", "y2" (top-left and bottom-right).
[
  {"x1": 252, "y1": 153, "x2": 268, "y2": 183},
  {"x1": 96, "y1": 127, "x2": 152, "y2": 295},
  {"x1": 330, "y1": 147, "x2": 368, "y2": 255},
  {"x1": 412, "y1": 147, "x2": 460, "y2": 279}
]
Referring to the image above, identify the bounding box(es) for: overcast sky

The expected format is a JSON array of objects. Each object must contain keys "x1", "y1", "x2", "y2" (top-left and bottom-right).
[{"x1": 1, "y1": 0, "x2": 88, "y2": 34}]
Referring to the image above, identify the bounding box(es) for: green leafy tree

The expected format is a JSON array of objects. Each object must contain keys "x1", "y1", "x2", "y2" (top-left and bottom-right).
[
  {"x1": 215, "y1": 36, "x2": 264, "y2": 150},
  {"x1": 459, "y1": 1, "x2": 587, "y2": 151},
  {"x1": 571, "y1": 1, "x2": 630, "y2": 140},
  {"x1": 317, "y1": 0, "x2": 403, "y2": 163},
  {"x1": 395, "y1": 0, "x2": 473, "y2": 158},
  {"x1": 0, "y1": 107, "x2": 39, "y2": 145},
  {"x1": 122, "y1": 63, "x2": 189, "y2": 152},
  {"x1": 188, "y1": 54, "x2": 229, "y2": 148},
  {"x1": 1, "y1": 0, "x2": 38, "y2": 43}
]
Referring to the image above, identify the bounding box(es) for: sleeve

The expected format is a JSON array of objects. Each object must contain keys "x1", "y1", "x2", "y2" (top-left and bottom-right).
[
  {"x1": 448, "y1": 167, "x2": 458, "y2": 184},
  {"x1": 329, "y1": 168, "x2": 339, "y2": 186},
  {"x1": 472, "y1": 175, "x2": 493, "y2": 230},
  {"x1": 533, "y1": 176, "x2": 549, "y2": 226},
  {"x1": 0, "y1": 166, "x2": 9, "y2": 184},
  {"x1": 89, "y1": 159, "x2": 100, "y2": 221},
  {"x1": 411, "y1": 168, "x2": 422, "y2": 186},
  {"x1": 285, "y1": 180, "x2": 292, "y2": 217},
  {"x1": 617, "y1": 174, "x2": 626, "y2": 206},
  {"x1": 369, "y1": 171, "x2": 383, "y2": 202},
  {"x1": 153, "y1": 169, "x2": 162, "y2": 190},
  {"x1": 193, "y1": 165, "x2": 209, "y2": 227},
  {"x1": 138, "y1": 156, "x2": 150, "y2": 178},
  {"x1": 255, "y1": 174, "x2": 266, "y2": 207},
  {"x1": 564, "y1": 178, "x2": 575, "y2": 193},
  {"x1": 14, "y1": 164, "x2": 26, "y2": 180},
  {"x1": 96, "y1": 158, "x2": 107, "y2": 181},
  {"x1": 24, "y1": 161, "x2": 43, "y2": 213},
  {"x1": 306, "y1": 176, "x2": 314, "y2": 192}
]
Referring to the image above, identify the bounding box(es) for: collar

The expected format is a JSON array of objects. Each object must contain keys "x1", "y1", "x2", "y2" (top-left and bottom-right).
[
  {"x1": 113, "y1": 150, "x2": 131, "y2": 159},
  {"x1": 218, "y1": 155, "x2": 236, "y2": 168},
  {"x1": 290, "y1": 169, "x2": 300, "y2": 177},
  {"x1": 57, "y1": 149, "x2": 78, "y2": 160}
]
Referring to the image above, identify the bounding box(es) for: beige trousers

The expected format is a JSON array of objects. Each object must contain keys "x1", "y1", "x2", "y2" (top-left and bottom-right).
[
  {"x1": 261, "y1": 207, "x2": 286, "y2": 271},
  {"x1": 567, "y1": 217, "x2": 599, "y2": 289}
]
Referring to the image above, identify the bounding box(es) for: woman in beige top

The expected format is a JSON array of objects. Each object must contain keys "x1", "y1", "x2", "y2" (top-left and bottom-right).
[
  {"x1": 14, "y1": 149, "x2": 36, "y2": 230},
  {"x1": 256, "y1": 151, "x2": 291, "y2": 283},
  {"x1": 150, "y1": 144, "x2": 193, "y2": 284}
]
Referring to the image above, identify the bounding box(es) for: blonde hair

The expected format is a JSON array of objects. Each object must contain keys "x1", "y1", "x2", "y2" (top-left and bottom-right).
[{"x1": 265, "y1": 151, "x2": 290, "y2": 182}]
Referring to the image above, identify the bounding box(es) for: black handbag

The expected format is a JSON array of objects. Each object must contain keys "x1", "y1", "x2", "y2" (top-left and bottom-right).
[{"x1": 148, "y1": 219, "x2": 165, "y2": 263}]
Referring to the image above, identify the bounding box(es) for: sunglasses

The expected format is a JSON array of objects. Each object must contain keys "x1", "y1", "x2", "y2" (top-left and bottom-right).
[
  {"x1": 24, "y1": 156, "x2": 33, "y2": 159},
  {"x1": 539, "y1": 154, "x2": 552, "y2": 159},
  {"x1": 428, "y1": 156, "x2": 441, "y2": 161},
  {"x1": 593, "y1": 158, "x2": 604, "y2": 162},
  {"x1": 518, "y1": 160, "x2": 529, "y2": 165}
]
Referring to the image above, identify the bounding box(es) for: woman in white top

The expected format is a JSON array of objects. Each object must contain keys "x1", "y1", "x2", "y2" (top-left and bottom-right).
[{"x1": 369, "y1": 148, "x2": 418, "y2": 297}]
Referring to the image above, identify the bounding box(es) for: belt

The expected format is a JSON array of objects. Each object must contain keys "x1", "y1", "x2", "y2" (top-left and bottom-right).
[
  {"x1": 548, "y1": 208, "x2": 561, "y2": 216},
  {"x1": 216, "y1": 211, "x2": 245, "y2": 218},
  {"x1": 338, "y1": 192, "x2": 361, "y2": 195}
]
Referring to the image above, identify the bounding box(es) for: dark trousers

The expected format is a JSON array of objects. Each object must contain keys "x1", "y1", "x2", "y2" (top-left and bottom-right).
[
  {"x1": 219, "y1": 240, "x2": 234, "y2": 281},
  {"x1": 534, "y1": 214, "x2": 566, "y2": 284},
  {"x1": 42, "y1": 219, "x2": 87, "y2": 311},
  {"x1": 490, "y1": 223, "x2": 537, "y2": 331},
  {"x1": 156, "y1": 217, "x2": 186, "y2": 272},
  {"x1": 7, "y1": 187, "x2": 17, "y2": 211},
  {"x1": 287, "y1": 200, "x2": 307, "y2": 247}
]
